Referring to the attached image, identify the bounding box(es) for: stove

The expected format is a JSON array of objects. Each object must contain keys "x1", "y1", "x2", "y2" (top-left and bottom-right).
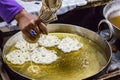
[{"x1": 0, "y1": 4, "x2": 120, "y2": 80}]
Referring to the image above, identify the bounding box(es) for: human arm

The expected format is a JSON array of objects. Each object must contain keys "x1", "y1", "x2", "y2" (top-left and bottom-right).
[
  {"x1": 15, "y1": 9, "x2": 48, "y2": 42},
  {"x1": 0, "y1": 0, "x2": 48, "y2": 42},
  {"x1": 0, "y1": 0, "x2": 23, "y2": 23}
]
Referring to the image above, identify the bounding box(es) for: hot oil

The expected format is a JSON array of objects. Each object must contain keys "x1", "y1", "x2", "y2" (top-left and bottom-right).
[
  {"x1": 5, "y1": 33, "x2": 107, "y2": 80},
  {"x1": 109, "y1": 16, "x2": 120, "y2": 29}
]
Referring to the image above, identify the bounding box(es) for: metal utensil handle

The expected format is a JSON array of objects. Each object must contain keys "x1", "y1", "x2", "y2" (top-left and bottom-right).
[{"x1": 98, "y1": 19, "x2": 114, "y2": 42}]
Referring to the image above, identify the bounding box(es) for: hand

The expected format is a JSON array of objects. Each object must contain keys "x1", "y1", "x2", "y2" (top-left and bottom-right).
[{"x1": 15, "y1": 9, "x2": 48, "y2": 42}]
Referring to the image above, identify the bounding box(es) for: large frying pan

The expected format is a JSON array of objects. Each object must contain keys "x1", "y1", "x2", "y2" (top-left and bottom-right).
[{"x1": 2, "y1": 24, "x2": 112, "y2": 80}]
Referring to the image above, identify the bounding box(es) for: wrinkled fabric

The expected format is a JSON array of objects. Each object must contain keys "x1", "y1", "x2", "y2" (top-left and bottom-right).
[
  {"x1": 0, "y1": 0, "x2": 23, "y2": 23},
  {"x1": 39, "y1": 0, "x2": 62, "y2": 23}
]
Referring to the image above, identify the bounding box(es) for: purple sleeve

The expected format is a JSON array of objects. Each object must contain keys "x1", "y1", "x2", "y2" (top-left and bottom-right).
[{"x1": 0, "y1": 0, "x2": 24, "y2": 23}]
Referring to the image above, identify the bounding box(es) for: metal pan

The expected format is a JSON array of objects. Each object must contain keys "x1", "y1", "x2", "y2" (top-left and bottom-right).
[{"x1": 2, "y1": 24, "x2": 112, "y2": 80}]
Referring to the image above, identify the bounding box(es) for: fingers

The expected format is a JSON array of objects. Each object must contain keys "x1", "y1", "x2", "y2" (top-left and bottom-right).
[
  {"x1": 30, "y1": 23, "x2": 40, "y2": 38},
  {"x1": 22, "y1": 23, "x2": 40, "y2": 42},
  {"x1": 22, "y1": 29, "x2": 35, "y2": 41},
  {"x1": 22, "y1": 27, "x2": 36, "y2": 41},
  {"x1": 35, "y1": 19, "x2": 48, "y2": 35},
  {"x1": 21, "y1": 18, "x2": 48, "y2": 42},
  {"x1": 40, "y1": 22, "x2": 48, "y2": 35}
]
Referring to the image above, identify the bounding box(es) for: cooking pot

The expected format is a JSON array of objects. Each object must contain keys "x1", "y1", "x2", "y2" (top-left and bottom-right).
[
  {"x1": 2, "y1": 24, "x2": 112, "y2": 80},
  {"x1": 98, "y1": 0, "x2": 120, "y2": 40}
]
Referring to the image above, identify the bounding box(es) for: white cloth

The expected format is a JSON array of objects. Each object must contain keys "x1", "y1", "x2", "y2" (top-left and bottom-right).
[
  {"x1": 16, "y1": 0, "x2": 87, "y2": 15},
  {"x1": 57, "y1": 0, "x2": 87, "y2": 15}
]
